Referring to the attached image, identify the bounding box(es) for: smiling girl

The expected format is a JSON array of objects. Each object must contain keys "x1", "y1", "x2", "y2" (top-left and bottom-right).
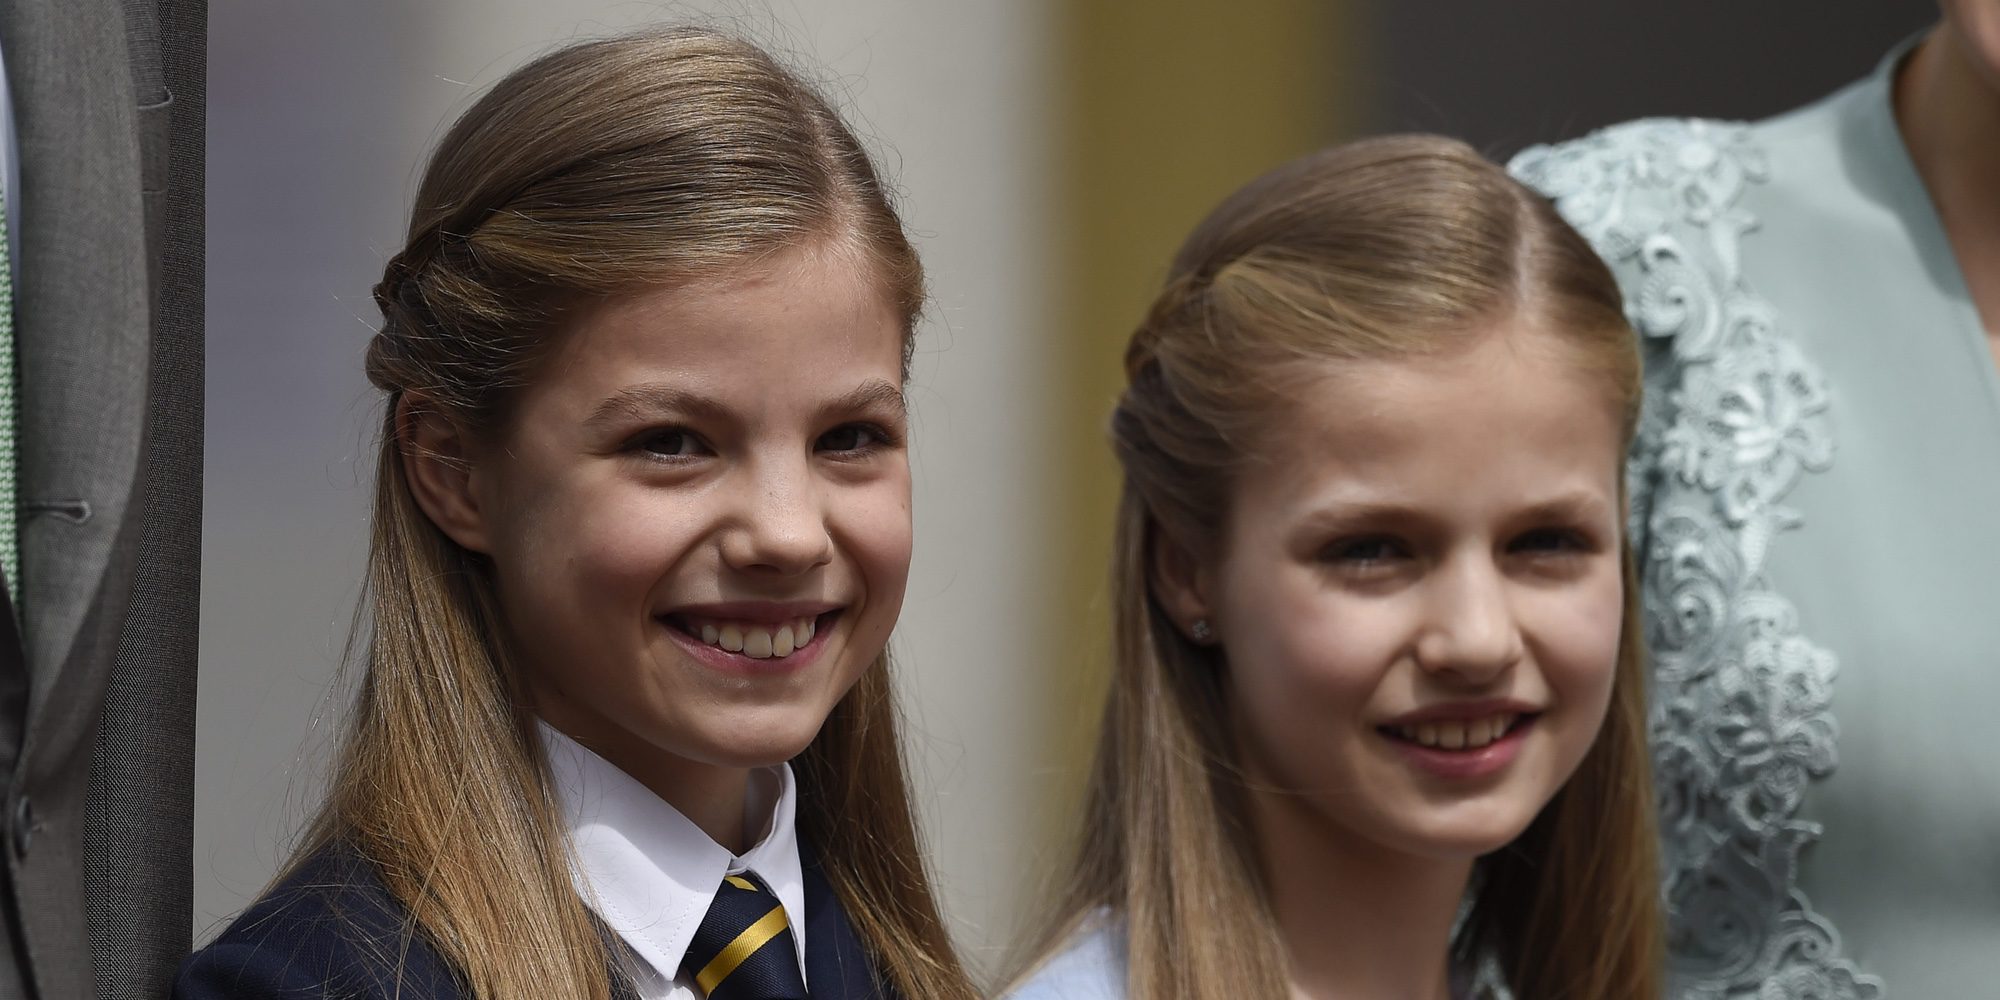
[
  {"x1": 175, "y1": 27, "x2": 972, "y2": 1000},
  {"x1": 1006, "y1": 136, "x2": 1662, "y2": 1000}
]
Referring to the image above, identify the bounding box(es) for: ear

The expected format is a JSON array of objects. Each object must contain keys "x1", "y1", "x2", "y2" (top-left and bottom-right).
[
  {"x1": 398, "y1": 393, "x2": 495, "y2": 555},
  {"x1": 1149, "y1": 521, "x2": 1216, "y2": 644}
]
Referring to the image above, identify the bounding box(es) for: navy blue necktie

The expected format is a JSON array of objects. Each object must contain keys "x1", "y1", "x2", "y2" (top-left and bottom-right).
[{"x1": 680, "y1": 871, "x2": 809, "y2": 999}]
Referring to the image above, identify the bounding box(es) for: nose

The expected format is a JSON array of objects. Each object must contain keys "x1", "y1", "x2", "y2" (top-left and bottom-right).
[
  {"x1": 719, "y1": 457, "x2": 834, "y2": 576},
  {"x1": 1412, "y1": 554, "x2": 1523, "y2": 682}
]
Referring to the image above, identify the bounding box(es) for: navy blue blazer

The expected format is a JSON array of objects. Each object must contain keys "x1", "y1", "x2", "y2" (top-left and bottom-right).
[{"x1": 173, "y1": 842, "x2": 896, "y2": 999}]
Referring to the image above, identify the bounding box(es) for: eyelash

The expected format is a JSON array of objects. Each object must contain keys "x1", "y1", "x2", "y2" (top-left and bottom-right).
[
  {"x1": 629, "y1": 427, "x2": 709, "y2": 462},
  {"x1": 816, "y1": 422, "x2": 900, "y2": 457},
  {"x1": 1508, "y1": 528, "x2": 1595, "y2": 556},
  {"x1": 623, "y1": 422, "x2": 901, "y2": 463},
  {"x1": 1318, "y1": 528, "x2": 1596, "y2": 566},
  {"x1": 1322, "y1": 536, "x2": 1408, "y2": 566}
]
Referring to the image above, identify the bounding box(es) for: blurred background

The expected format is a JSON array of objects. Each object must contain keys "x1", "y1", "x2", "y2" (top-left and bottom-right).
[{"x1": 201, "y1": 0, "x2": 1935, "y2": 979}]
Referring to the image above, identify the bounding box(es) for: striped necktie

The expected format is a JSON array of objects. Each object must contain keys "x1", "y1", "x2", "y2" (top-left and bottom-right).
[{"x1": 680, "y1": 871, "x2": 809, "y2": 999}]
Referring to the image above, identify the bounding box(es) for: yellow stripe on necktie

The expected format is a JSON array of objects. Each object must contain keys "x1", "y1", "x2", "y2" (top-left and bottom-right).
[
  {"x1": 723, "y1": 875, "x2": 757, "y2": 891},
  {"x1": 694, "y1": 903, "x2": 789, "y2": 995}
]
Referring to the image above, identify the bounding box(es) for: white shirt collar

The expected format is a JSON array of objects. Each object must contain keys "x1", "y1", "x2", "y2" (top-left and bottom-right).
[{"x1": 538, "y1": 720, "x2": 808, "y2": 992}]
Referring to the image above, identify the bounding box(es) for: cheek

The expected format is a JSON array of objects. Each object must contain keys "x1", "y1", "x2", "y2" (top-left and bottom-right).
[
  {"x1": 1218, "y1": 563, "x2": 1394, "y2": 724},
  {"x1": 832, "y1": 472, "x2": 914, "y2": 617},
  {"x1": 1529, "y1": 565, "x2": 1626, "y2": 717},
  {"x1": 497, "y1": 477, "x2": 697, "y2": 606}
]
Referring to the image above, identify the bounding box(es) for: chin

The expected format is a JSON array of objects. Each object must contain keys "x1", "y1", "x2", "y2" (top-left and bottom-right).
[
  {"x1": 1946, "y1": 3, "x2": 2000, "y2": 89},
  {"x1": 691, "y1": 714, "x2": 830, "y2": 769},
  {"x1": 1390, "y1": 801, "x2": 1545, "y2": 860}
]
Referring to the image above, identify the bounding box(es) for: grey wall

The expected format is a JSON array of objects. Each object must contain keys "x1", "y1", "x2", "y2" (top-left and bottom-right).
[{"x1": 200, "y1": 0, "x2": 417, "y2": 929}]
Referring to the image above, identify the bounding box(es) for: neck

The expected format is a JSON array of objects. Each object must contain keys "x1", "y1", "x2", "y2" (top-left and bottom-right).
[
  {"x1": 634, "y1": 753, "x2": 753, "y2": 854},
  {"x1": 537, "y1": 703, "x2": 752, "y2": 853},
  {"x1": 1895, "y1": 22, "x2": 2000, "y2": 342},
  {"x1": 1246, "y1": 781, "x2": 1469, "y2": 1000}
]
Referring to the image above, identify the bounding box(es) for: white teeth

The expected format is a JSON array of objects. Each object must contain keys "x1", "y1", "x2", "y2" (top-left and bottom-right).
[
  {"x1": 1391, "y1": 713, "x2": 1519, "y2": 750},
  {"x1": 685, "y1": 616, "x2": 821, "y2": 658}
]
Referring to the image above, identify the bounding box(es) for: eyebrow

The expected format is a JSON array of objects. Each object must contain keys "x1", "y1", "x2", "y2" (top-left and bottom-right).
[
  {"x1": 1510, "y1": 491, "x2": 1613, "y2": 525},
  {"x1": 584, "y1": 383, "x2": 732, "y2": 430},
  {"x1": 1298, "y1": 489, "x2": 1612, "y2": 531},
  {"x1": 826, "y1": 378, "x2": 909, "y2": 423},
  {"x1": 582, "y1": 377, "x2": 908, "y2": 430}
]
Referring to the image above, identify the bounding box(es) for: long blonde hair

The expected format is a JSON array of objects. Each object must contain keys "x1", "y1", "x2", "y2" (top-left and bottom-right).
[
  {"x1": 291, "y1": 27, "x2": 972, "y2": 1000},
  {"x1": 1019, "y1": 134, "x2": 1661, "y2": 1000}
]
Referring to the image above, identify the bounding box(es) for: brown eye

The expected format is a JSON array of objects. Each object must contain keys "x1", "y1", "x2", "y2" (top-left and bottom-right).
[
  {"x1": 1322, "y1": 536, "x2": 1407, "y2": 565},
  {"x1": 632, "y1": 428, "x2": 709, "y2": 459},
  {"x1": 816, "y1": 423, "x2": 888, "y2": 455},
  {"x1": 1509, "y1": 528, "x2": 1590, "y2": 555}
]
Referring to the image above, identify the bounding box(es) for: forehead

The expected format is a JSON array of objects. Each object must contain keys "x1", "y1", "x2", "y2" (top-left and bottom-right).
[
  {"x1": 1241, "y1": 322, "x2": 1624, "y2": 509},
  {"x1": 579, "y1": 244, "x2": 900, "y2": 361},
  {"x1": 531, "y1": 245, "x2": 907, "y2": 409}
]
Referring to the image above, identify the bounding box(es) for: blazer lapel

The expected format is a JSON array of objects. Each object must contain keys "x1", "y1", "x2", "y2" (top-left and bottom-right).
[
  {"x1": 3, "y1": 0, "x2": 152, "y2": 720},
  {"x1": 0, "y1": 1, "x2": 152, "y2": 998}
]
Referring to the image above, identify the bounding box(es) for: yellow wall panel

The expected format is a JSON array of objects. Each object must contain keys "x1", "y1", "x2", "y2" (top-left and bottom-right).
[{"x1": 1042, "y1": 0, "x2": 1353, "y2": 799}]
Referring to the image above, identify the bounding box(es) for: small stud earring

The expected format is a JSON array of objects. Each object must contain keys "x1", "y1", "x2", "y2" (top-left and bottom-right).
[{"x1": 1190, "y1": 619, "x2": 1214, "y2": 643}]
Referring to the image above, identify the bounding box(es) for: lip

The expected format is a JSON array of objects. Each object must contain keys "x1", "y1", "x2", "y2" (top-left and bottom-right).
[
  {"x1": 655, "y1": 603, "x2": 843, "y2": 677},
  {"x1": 1379, "y1": 698, "x2": 1541, "y2": 728},
  {"x1": 1381, "y1": 714, "x2": 1536, "y2": 780}
]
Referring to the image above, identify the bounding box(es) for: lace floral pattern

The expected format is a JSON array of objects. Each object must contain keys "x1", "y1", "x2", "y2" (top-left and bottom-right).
[{"x1": 1511, "y1": 121, "x2": 1881, "y2": 1000}]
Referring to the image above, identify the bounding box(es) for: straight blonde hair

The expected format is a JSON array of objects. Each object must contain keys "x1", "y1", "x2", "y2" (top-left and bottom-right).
[
  {"x1": 1015, "y1": 134, "x2": 1662, "y2": 1000},
  {"x1": 287, "y1": 27, "x2": 972, "y2": 1000}
]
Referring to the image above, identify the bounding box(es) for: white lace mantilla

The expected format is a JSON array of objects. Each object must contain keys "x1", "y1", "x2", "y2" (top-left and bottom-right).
[{"x1": 1511, "y1": 121, "x2": 1881, "y2": 1000}]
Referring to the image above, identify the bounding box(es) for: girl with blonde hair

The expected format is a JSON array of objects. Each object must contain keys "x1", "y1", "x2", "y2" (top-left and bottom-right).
[
  {"x1": 1008, "y1": 135, "x2": 1663, "y2": 1000},
  {"x1": 176, "y1": 26, "x2": 972, "y2": 1000}
]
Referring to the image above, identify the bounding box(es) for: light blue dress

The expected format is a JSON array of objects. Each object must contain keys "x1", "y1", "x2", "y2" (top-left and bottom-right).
[
  {"x1": 1512, "y1": 37, "x2": 2000, "y2": 1000},
  {"x1": 1002, "y1": 916, "x2": 1506, "y2": 999},
  {"x1": 1003, "y1": 922, "x2": 1125, "y2": 1000}
]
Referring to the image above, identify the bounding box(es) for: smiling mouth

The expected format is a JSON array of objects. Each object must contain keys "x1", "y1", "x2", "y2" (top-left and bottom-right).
[
  {"x1": 1379, "y1": 713, "x2": 1535, "y2": 751},
  {"x1": 660, "y1": 611, "x2": 841, "y2": 660}
]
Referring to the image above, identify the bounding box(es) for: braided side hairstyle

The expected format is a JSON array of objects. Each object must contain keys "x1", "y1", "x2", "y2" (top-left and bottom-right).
[
  {"x1": 1011, "y1": 134, "x2": 1661, "y2": 1000},
  {"x1": 292, "y1": 26, "x2": 971, "y2": 1000}
]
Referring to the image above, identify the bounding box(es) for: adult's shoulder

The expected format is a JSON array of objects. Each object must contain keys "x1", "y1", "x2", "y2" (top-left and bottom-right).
[
  {"x1": 1506, "y1": 117, "x2": 1819, "y2": 547},
  {"x1": 1509, "y1": 117, "x2": 1770, "y2": 283},
  {"x1": 1002, "y1": 919, "x2": 1127, "y2": 1000},
  {"x1": 173, "y1": 841, "x2": 468, "y2": 1000},
  {"x1": 1508, "y1": 116, "x2": 1791, "y2": 382}
]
